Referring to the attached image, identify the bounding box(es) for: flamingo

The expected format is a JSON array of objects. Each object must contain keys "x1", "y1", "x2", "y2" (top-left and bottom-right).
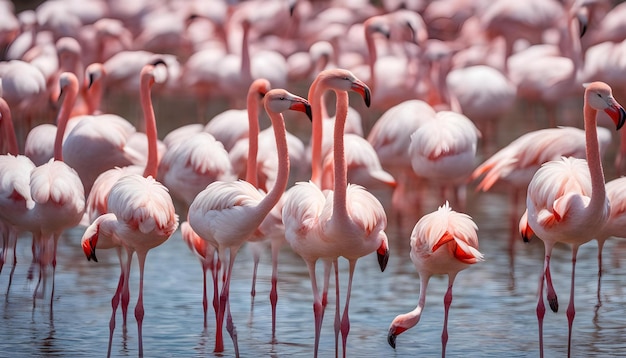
[
  {"x1": 519, "y1": 81, "x2": 626, "y2": 358},
  {"x1": 180, "y1": 221, "x2": 218, "y2": 329},
  {"x1": 187, "y1": 88, "x2": 311, "y2": 355},
  {"x1": 471, "y1": 126, "x2": 612, "y2": 254},
  {"x1": 0, "y1": 72, "x2": 85, "y2": 316},
  {"x1": 408, "y1": 110, "x2": 480, "y2": 212},
  {"x1": 593, "y1": 176, "x2": 626, "y2": 308},
  {"x1": 387, "y1": 201, "x2": 484, "y2": 355},
  {"x1": 0, "y1": 96, "x2": 33, "y2": 294},
  {"x1": 282, "y1": 68, "x2": 389, "y2": 358},
  {"x1": 81, "y1": 62, "x2": 179, "y2": 358}
]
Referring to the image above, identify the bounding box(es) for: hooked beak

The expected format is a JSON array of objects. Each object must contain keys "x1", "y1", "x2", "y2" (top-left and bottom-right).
[
  {"x1": 289, "y1": 100, "x2": 312, "y2": 121},
  {"x1": 606, "y1": 104, "x2": 626, "y2": 130},
  {"x1": 351, "y1": 81, "x2": 371, "y2": 108},
  {"x1": 377, "y1": 240, "x2": 389, "y2": 272}
]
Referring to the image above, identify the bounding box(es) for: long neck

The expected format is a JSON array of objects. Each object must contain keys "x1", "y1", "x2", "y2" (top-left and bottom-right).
[
  {"x1": 583, "y1": 98, "x2": 606, "y2": 208},
  {"x1": 332, "y1": 90, "x2": 350, "y2": 220},
  {"x1": 140, "y1": 71, "x2": 159, "y2": 178},
  {"x1": 308, "y1": 77, "x2": 324, "y2": 186},
  {"x1": 240, "y1": 21, "x2": 252, "y2": 85},
  {"x1": 245, "y1": 90, "x2": 260, "y2": 186},
  {"x1": 54, "y1": 78, "x2": 79, "y2": 161},
  {"x1": 0, "y1": 98, "x2": 19, "y2": 155},
  {"x1": 255, "y1": 111, "x2": 289, "y2": 215},
  {"x1": 365, "y1": 28, "x2": 377, "y2": 94}
]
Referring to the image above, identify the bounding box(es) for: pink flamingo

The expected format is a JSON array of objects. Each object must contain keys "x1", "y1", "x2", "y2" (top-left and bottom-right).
[
  {"x1": 0, "y1": 72, "x2": 86, "y2": 315},
  {"x1": 519, "y1": 81, "x2": 626, "y2": 358},
  {"x1": 408, "y1": 110, "x2": 480, "y2": 212},
  {"x1": 387, "y1": 201, "x2": 484, "y2": 355},
  {"x1": 282, "y1": 69, "x2": 389, "y2": 358},
  {"x1": 180, "y1": 221, "x2": 219, "y2": 329},
  {"x1": 187, "y1": 89, "x2": 311, "y2": 355},
  {"x1": 81, "y1": 62, "x2": 179, "y2": 358},
  {"x1": 0, "y1": 96, "x2": 33, "y2": 293},
  {"x1": 471, "y1": 126, "x2": 612, "y2": 254},
  {"x1": 593, "y1": 176, "x2": 626, "y2": 308}
]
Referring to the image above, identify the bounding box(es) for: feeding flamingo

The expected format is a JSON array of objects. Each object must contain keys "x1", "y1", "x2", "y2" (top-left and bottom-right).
[
  {"x1": 387, "y1": 201, "x2": 483, "y2": 355},
  {"x1": 81, "y1": 62, "x2": 179, "y2": 358},
  {"x1": 187, "y1": 89, "x2": 311, "y2": 355},
  {"x1": 519, "y1": 81, "x2": 626, "y2": 358}
]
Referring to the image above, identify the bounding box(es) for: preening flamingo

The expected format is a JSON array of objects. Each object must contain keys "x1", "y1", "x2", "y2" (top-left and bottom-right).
[
  {"x1": 81, "y1": 62, "x2": 178, "y2": 358},
  {"x1": 282, "y1": 69, "x2": 389, "y2": 358},
  {"x1": 519, "y1": 81, "x2": 626, "y2": 358},
  {"x1": 388, "y1": 201, "x2": 483, "y2": 355},
  {"x1": 187, "y1": 89, "x2": 311, "y2": 355},
  {"x1": 408, "y1": 110, "x2": 480, "y2": 212}
]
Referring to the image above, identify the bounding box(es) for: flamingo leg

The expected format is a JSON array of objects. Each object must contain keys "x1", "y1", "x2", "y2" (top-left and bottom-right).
[
  {"x1": 269, "y1": 239, "x2": 280, "y2": 342},
  {"x1": 49, "y1": 234, "x2": 60, "y2": 321},
  {"x1": 566, "y1": 246, "x2": 579, "y2": 358},
  {"x1": 595, "y1": 240, "x2": 605, "y2": 310},
  {"x1": 442, "y1": 273, "x2": 458, "y2": 358},
  {"x1": 306, "y1": 259, "x2": 323, "y2": 358},
  {"x1": 202, "y1": 261, "x2": 209, "y2": 328},
  {"x1": 333, "y1": 259, "x2": 340, "y2": 358},
  {"x1": 212, "y1": 254, "x2": 220, "y2": 332},
  {"x1": 134, "y1": 251, "x2": 148, "y2": 357},
  {"x1": 213, "y1": 252, "x2": 224, "y2": 353},
  {"x1": 545, "y1": 255, "x2": 558, "y2": 312},
  {"x1": 340, "y1": 260, "x2": 357, "y2": 358},
  {"x1": 223, "y1": 248, "x2": 240, "y2": 357}
]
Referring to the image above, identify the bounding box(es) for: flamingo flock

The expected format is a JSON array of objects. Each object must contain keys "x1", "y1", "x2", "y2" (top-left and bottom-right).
[{"x1": 2, "y1": 0, "x2": 626, "y2": 357}]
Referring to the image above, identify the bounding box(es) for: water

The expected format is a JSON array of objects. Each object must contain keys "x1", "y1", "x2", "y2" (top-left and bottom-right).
[{"x1": 2, "y1": 90, "x2": 626, "y2": 357}]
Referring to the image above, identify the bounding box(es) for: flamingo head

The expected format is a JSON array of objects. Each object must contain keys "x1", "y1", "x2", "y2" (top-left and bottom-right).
[
  {"x1": 584, "y1": 81, "x2": 626, "y2": 130},
  {"x1": 377, "y1": 238, "x2": 389, "y2": 272},
  {"x1": 264, "y1": 88, "x2": 312, "y2": 121}
]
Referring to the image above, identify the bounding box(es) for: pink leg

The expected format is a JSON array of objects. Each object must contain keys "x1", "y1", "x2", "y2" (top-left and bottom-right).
[
  {"x1": 333, "y1": 259, "x2": 340, "y2": 358},
  {"x1": 135, "y1": 251, "x2": 148, "y2": 358},
  {"x1": 213, "y1": 253, "x2": 224, "y2": 353},
  {"x1": 536, "y1": 251, "x2": 552, "y2": 358},
  {"x1": 595, "y1": 240, "x2": 605, "y2": 309},
  {"x1": 211, "y1": 255, "x2": 220, "y2": 331},
  {"x1": 442, "y1": 274, "x2": 458, "y2": 358},
  {"x1": 202, "y1": 261, "x2": 209, "y2": 328},
  {"x1": 544, "y1": 255, "x2": 558, "y2": 312},
  {"x1": 340, "y1": 260, "x2": 357, "y2": 358},
  {"x1": 108, "y1": 266, "x2": 126, "y2": 358},
  {"x1": 306, "y1": 260, "x2": 324, "y2": 358},
  {"x1": 566, "y1": 246, "x2": 580, "y2": 358},
  {"x1": 250, "y1": 248, "x2": 260, "y2": 300},
  {"x1": 269, "y1": 240, "x2": 281, "y2": 342},
  {"x1": 223, "y1": 248, "x2": 240, "y2": 356}
]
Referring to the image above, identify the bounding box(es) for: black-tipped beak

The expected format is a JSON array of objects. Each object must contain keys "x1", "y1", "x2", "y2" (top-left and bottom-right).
[
  {"x1": 576, "y1": 9, "x2": 588, "y2": 38},
  {"x1": 378, "y1": 249, "x2": 389, "y2": 272},
  {"x1": 617, "y1": 107, "x2": 626, "y2": 130},
  {"x1": 87, "y1": 246, "x2": 98, "y2": 262},
  {"x1": 305, "y1": 103, "x2": 312, "y2": 121},
  {"x1": 388, "y1": 330, "x2": 397, "y2": 348}
]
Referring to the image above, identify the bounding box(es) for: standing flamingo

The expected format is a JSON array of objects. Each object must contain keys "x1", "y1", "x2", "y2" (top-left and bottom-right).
[
  {"x1": 387, "y1": 201, "x2": 483, "y2": 355},
  {"x1": 187, "y1": 89, "x2": 311, "y2": 355},
  {"x1": 593, "y1": 176, "x2": 626, "y2": 308},
  {"x1": 81, "y1": 62, "x2": 179, "y2": 358},
  {"x1": 282, "y1": 69, "x2": 389, "y2": 358},
  {"x1": 519, "y1": 81, "x2": 626, "y2": 358}
]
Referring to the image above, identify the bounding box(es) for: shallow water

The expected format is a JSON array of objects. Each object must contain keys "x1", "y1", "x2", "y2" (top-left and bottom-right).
[
  {"x1": 2, "y1": 184, "x2": 626, "y2": 357},
  {"x1": 3, "y1": 85, "x2": 626, "y2": 357}
]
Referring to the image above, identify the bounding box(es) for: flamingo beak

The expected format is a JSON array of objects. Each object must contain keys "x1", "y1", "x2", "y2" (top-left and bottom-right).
[
  {"x1": 82, "y1": 226, "x2": 99, "y2": 262},
  {"x1": 351, "y1": 81, "x2": 371, "y2": 108},
  {"x1": 289, "y1": 100, "x2": 312, "y2": 121},
  {"x1": 606, "y1": 103, "x2": 626, "y2": 130},
  {"x1": 388, "y1": 330, "x2": 397, "y2": 349},
  {"x1": 377, "y1": 240, "x2": 389, "y2": 272}
]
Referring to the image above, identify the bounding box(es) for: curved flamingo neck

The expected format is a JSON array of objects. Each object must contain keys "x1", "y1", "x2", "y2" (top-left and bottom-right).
[
  {"x1": 256, "y1": 108, "x2": 289, "y2": 216},
  {"x1": 0, "y1": 98, "x2": 19, "y2": 155},
  {"x1": 140, "y1": 66, "x2": 159, "y2": 178},
  {"x1": 245, "y1": 86, "x2": 261, "y2": 186},
  {"x1": 332, "y1": 90, "x2": 350, "y2": 220},
  {"x1": 583, "y1": 94, "x2": 606, "y2": 208},
  {"x1": 54, "y1": 74, "x2": 79, "y2": 161}
]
